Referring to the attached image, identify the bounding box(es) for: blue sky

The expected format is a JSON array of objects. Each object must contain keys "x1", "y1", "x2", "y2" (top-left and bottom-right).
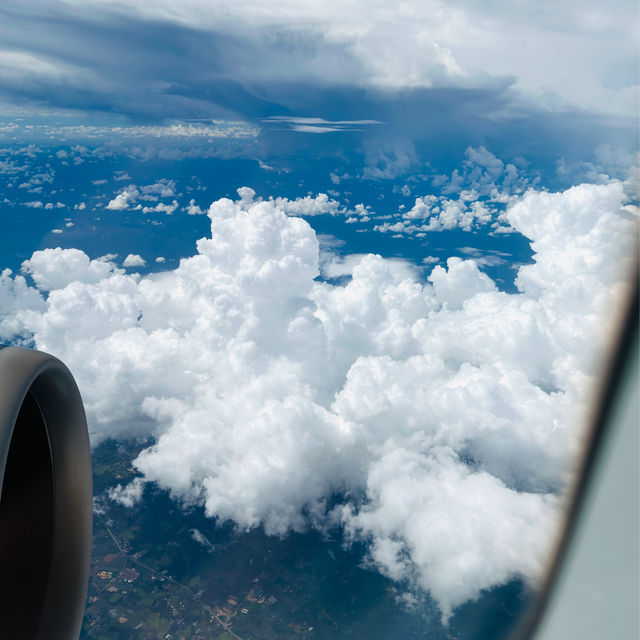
[{"x1": 0, "y1": 0, "x2": 638, "y2": 626}]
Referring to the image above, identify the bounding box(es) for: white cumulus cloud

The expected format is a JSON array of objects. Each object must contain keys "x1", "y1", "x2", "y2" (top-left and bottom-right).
[
  {"x1": 123, "y1": 254, "x2": 146, "y2": 268},
  {"x1": 21, "y1": 247, "x2": 121, "y2": 291},
  {"x1": 185, "y1": 199, "x2": 204, "y2": 215},
  {"x1": 106, "y1": 186, "x2": 139, "y2": 210},
  {"x1": 108, "y1": 477, "x2": 145, "y2": 507},
  {"x1": 142, "y1": 200, "x2": 178, "y2": 215},
  {"x1": 0, "y1": 180, "x2": 634, "y2": 620},
  {"x1": 272, "y1": 192, "x2": 344, "y2": 216}
]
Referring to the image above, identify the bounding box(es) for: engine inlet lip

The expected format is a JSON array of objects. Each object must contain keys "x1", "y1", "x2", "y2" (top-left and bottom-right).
[{"x1": 0, "y1": 345, "x2": 92, "y2": 640}]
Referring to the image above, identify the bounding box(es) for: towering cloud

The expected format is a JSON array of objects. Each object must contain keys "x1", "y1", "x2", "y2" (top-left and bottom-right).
[{"x1": 0, "y1": 181, "x2": 634, "y2": 619}]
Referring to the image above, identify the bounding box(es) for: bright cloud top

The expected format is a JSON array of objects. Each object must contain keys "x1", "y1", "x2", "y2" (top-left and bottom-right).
[{"x1": 0, "y1": 180, "x2": 634, "y2": 619}]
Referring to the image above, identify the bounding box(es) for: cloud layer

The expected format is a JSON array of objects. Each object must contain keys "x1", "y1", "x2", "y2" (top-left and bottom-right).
[
  {"x1": 0, "y1": 1, "x2": 637, "y2": 124},
  {"x1": 0, "y1": 180, "x2": 634, "y2": 619}
]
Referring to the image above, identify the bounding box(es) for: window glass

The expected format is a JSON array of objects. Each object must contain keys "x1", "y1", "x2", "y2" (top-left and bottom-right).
[{"x1": 0, "y1": 2, "x2": 637, "y2": 639}]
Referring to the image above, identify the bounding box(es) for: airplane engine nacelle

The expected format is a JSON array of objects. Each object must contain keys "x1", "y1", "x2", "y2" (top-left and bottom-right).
[{"x1": 0, "y1": 346, "x2": 92, "y2": 640}]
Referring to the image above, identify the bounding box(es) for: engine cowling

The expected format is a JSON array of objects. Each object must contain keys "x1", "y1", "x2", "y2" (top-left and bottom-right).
[{"x1": 0, "y1": 346, "x2": 92, "y2": 640}]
